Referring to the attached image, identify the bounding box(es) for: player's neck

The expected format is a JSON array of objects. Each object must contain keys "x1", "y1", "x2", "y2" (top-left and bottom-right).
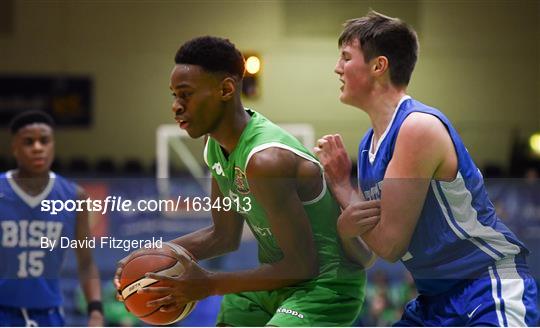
[
  {"x1": 12, "y1": 168, "x2": 50, "y2": 196},
  {"x1": 366, "y1": 88, "x2": 407, "y2": 142},
  {"x1": 210, "y1": 104, "x2": 251, "y2": 155}
]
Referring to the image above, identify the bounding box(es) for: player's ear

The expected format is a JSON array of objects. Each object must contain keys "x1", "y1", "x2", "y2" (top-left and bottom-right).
[
  {"x1": 220, "y1": 77, "x2": 236, "y2": 101},
  {"x1": 373, "y1": 56, "x2": 389, "y2": 76}
]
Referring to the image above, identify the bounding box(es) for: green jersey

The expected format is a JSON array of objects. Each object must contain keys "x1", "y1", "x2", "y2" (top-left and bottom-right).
[{"x1": 204, "y1": 109, "x2": 365, "y2": 299}]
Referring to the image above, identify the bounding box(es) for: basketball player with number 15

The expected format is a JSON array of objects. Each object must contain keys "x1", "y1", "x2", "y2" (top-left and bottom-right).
[{"x1": 0, "y1": 111, "x2": 103, "y2": 326}]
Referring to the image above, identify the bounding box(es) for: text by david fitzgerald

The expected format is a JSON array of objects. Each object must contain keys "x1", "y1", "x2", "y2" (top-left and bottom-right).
[{"x1": 41, "y1": 236, "x2": 163, "y2": 252}]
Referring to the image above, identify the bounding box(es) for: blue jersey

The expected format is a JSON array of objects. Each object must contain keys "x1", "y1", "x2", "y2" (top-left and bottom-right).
[
  {"x1": 0, "y1": 171, "x2": 77, "y2": 308},
  {"x1": 357, "y1": 97, "x2": 528, "y2": 295}
]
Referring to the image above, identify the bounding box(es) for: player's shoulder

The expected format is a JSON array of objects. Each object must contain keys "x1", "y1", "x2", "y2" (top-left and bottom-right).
[
  {"x1": 51, "y1": 172, "x2": 85, "y2": 199},
  {"x1": 51, "y1": 171, "x2": 71, "y2": 186},
  {"x1": 400, "y1": 112, "x2": 449, "y2": 142},
  {"x1": 246, "y1": 147, "x2": 298, "y2": 179},
  {"x1": 74, "y1": 184, "x2": 87, "y2": 200},
  {"x1": 403, "y1": 111, "x2": 443, "y2": 126},
  {"x1": 394, "y1": 112, "x2": 454, "y2": 171}
]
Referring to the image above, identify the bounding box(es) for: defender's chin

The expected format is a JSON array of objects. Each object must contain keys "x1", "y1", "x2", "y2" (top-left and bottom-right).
[
  {"x1": 186, "y1": 129, "x2": 204, "y2": 139},
  {"x1": 338, "y1": 93, "x2": 350, "y2": 105}
]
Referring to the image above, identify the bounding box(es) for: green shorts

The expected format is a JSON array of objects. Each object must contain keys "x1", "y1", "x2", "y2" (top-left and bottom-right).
[{"x1": 216, "y1": 284, "x2": 363, "y2": 326}]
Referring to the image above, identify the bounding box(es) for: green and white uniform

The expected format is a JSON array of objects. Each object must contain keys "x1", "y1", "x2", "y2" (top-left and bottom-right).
[{"x1": 205, "y1": 109, "x2": 366, "y2": 326}]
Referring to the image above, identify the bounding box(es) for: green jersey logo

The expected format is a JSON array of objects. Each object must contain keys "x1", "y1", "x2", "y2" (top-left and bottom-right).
[{"x1": 234, "y1": 167, "x2": 250, "y2": 194}]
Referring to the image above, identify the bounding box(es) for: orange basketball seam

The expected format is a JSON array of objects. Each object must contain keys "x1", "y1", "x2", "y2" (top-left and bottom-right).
[
  {"x1": 121, "y1": 279, "x2": 159, "y2": 302},
  {"x1": 119, "y1": 254, "x2": 178, "y2": 286}
]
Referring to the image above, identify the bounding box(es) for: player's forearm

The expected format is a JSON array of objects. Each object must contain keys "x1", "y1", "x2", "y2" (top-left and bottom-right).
[
  {"x1": 170, "y1": 225, "x2": 239, "y2": 261},
  {"x1": 339, "y1": 235, "x2": 377, "y2": 269},
  {"x1": 208, "y1": 260, "x2": 318, "y2": 296},
  {"x1": 79, "y1": 263, "x2": 102, "y2": 302},
  {"x1": 361, "y1": 224, "x2": 408, "y2": 262},
  {"x1": 328, "y1": 181, "x2": 361, "y2": 208},
  {"x1": 360, "y1": 179, "x2": 426, "y2": 262},
  {"x1": 80, "y1": 263, "x2": 103, "y2": 326}
]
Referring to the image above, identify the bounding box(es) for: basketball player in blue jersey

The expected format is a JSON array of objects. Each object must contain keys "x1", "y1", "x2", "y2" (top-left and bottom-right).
[
  {"x1": 315, "y1": 11, "x2": 539, "y2": 326},
  {"x1": 0, "y1": 111, "x2": 103, "y2": 326}
]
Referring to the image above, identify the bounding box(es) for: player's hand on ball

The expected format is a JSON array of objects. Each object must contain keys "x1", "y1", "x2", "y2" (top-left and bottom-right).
[
  {"x1": 113, "y1": 248, "x2": 153, "y2": 301},
  {"x1": 140, "y1": 251, "x2": 213, "y2": 311},
  {"x1": 314, "y1": 134, "x2": 351, "y2": 186},
  {"x1": 337, "y1": 200, "x2": 381, "y2": 238}
]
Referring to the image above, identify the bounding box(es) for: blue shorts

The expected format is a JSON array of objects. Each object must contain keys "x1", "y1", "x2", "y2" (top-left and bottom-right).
[
  {"x1": 0, "y1": 305, "x2": 65, "y2": 326},
  {"x1": 395, "y1": 256, "x2": 539, "y2": 326}
]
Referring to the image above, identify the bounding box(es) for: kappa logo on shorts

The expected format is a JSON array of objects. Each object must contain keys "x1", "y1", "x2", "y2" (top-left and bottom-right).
[{"x1": 276, "y1": 307, "x2": 305, "y2": 319}]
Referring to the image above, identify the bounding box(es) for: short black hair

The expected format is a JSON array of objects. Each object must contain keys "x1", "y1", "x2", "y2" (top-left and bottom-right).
[
  {"x1": 175, "y1": 36, "x2": 245, "y2": 79},
  {"x1": 339, "y1": 11, "x2": 419, "y2": 86},
  {"x1": 9, "y1": 110, "x2": 55, "y2": 135}
]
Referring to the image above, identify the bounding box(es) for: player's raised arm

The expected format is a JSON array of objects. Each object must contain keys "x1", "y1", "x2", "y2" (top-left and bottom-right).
[
  {"x1": 355, "y1": 113, "x2": 455, "y2": 262},
  {"x1": 315, "y1": 134, "x2": 378, "y2": 268},
  {"x1": 314, "y1": 134, "x2": 361, "y2": 208},
  {"x1": 74, "y1": 186, "x2": 104, "y2": 326}
]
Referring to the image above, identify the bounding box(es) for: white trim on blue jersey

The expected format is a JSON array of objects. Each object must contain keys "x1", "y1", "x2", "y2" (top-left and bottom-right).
[
  {"x1": 6, "y1": 170, "x2": 55, "y2": 208},
  {"x1": 368, "y1": 95, "x2": 411, "y2": 164},
  {"x1": 431, "y1": 174, "x2": 521, "y2": 260}
]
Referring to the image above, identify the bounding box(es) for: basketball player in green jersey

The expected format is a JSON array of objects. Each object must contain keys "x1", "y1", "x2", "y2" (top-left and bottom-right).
[{"x1": 114, "y1": 36, "x2": 379, "y2": 326}]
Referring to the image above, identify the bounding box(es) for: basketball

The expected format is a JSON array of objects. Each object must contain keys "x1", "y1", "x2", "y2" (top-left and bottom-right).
[{"x1": 118, "y1": 244, "x2": 197, "y2": 325}]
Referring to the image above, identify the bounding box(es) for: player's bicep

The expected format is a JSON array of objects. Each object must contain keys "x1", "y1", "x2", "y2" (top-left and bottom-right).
[
  {"x1": 246, "y1": 150, "x2": 318, "y2": 276},
  {"x1": 209, "y1": 177, "x2": 244, "y2": 249},
  {"x1": 379, "y1": 114, "x2": 449, "y2": 259}
]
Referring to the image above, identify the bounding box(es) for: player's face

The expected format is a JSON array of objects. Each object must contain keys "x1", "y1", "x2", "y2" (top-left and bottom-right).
[
  {"x1": 334, "y1": 39, "x2": 375, "y2": 108},
  {"x1": 169, "y1": 64, "x2": 225, "y2": 138},
  {"x1": 12, "y1": 123, "x2": 55, "y2": 175}
]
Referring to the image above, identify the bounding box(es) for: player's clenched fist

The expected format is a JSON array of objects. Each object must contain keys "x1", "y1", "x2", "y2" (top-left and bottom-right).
[
  {"x1": 314, "y1": 134, "x2": 351, "y2": 187},
  {"x1": 337, "y1": 200, "x2": 381, "y2": 238},
  {"x1": 314, "y1": 134, "x2": 357, "y2": 207}
]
